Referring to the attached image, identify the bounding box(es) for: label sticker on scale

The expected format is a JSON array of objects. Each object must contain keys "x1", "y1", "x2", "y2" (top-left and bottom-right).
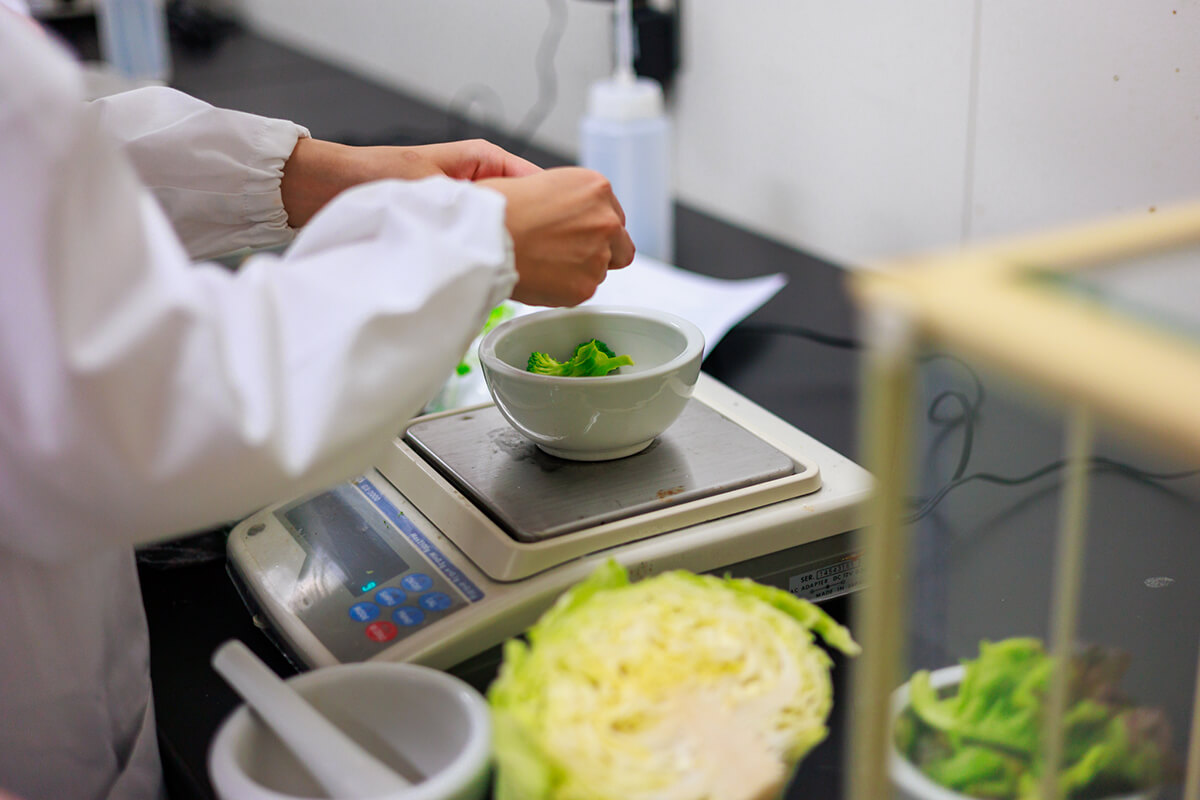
[
  {"x1": 273, "y1": 477, "x2": 483, "y2": 662},
  {"x1": 788, "y1": 551, "x2": 864, "y2": 602}
]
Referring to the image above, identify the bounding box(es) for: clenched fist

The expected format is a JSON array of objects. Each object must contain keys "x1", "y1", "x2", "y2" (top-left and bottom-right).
[{"x1": 480, "y1": 167, "x2": 636, "y2": 307}]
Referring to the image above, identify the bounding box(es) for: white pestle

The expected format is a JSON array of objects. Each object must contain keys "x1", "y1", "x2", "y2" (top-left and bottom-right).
[{"x1": 211, "y1": 639, "x2": 412, "y2": 799}]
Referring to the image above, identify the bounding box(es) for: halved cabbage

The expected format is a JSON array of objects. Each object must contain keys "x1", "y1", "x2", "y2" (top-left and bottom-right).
[{"x1": 488, "y1": 560, "x2": 860, "y2": 800}]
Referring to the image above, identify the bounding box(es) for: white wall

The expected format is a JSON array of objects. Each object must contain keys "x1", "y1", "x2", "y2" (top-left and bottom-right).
[{"x1": 227, "y1": 0, "x2": 1200, "y2": 269}]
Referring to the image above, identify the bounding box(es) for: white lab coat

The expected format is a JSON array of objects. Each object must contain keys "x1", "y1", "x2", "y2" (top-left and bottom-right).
[{"x1": 0, "y1": 12, "x2": 516, "y2": 800}]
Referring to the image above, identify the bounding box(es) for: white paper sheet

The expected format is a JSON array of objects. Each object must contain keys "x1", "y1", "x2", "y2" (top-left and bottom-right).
[{"x1": 583, "y1": 254, "x2": 788, "y2": 357}]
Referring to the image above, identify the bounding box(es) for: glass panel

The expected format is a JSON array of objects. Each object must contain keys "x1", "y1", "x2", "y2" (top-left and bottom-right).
[
  {"x1": 892, "y1": 353, "x2": 1200, "y2": 800},
  {"x1": 1028, "y1": 244, "x2": 1200, "y2": 342}
]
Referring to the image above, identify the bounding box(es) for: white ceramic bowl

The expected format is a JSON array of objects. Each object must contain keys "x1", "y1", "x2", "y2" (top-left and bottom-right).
[
  {"x1": 890, "y1": 665, "x2": 1156, "y2": 800},
  {"x1": 478, "y1": 306, "x2": 705, "y2": 461},
  {"x1": 208, "y1": 662, "x2": 491, "y2": 800}
]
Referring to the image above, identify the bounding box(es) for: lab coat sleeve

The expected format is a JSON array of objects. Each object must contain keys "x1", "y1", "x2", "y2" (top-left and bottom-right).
[
  {"x1": 0, "y1": 19, "x2": 518, "y2": 563},
  {"x1": 89, "y1": 86, "x2": 310, "y2": 260}
]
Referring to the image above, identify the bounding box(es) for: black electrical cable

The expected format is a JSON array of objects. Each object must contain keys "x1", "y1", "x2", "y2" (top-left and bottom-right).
[
  {"x1": 915, "y1": 353, "x2": 987, "y2": 486},
  {"x1": 907, "y1": 458, "x2": 1200, "y2": 525},
  {"x1": 730, "y1": 323, "x2": 985, "y2": 482},
  {"x1": 925, "y1": 389, "x2": 977, "y2": 482},
  {"x1": 739, "y1": 320, "x2": 1200, "y2": 522}
]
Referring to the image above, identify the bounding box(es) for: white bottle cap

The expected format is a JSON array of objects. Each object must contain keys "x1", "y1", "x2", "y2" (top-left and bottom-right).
[{"x1": 587, "y1": 76, "x2": 664, "y2": 122}]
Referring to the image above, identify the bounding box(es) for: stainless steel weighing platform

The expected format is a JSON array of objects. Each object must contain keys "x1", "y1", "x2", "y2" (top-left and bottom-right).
[{"x1": 406, "y1": 401, "x2": 798, "y2": 543}]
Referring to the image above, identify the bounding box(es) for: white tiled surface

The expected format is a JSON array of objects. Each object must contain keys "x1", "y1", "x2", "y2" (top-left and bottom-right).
[
  {"x1": 230, "y1": 0, "x2": 1200, "y2": 267},
  {"x1": 670, "y1": 1, "x2": 975, "y2": 267}
]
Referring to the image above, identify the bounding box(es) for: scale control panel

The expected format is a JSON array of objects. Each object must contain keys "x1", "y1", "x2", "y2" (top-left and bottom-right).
[{"x1": 258, "y1": 476, "x2": 486, "y2": 663}]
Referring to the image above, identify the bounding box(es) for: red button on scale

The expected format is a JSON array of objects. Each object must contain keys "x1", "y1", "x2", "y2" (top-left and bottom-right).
[{"x1": 365, "y1": 621, "x2": 398, "y2": 642}]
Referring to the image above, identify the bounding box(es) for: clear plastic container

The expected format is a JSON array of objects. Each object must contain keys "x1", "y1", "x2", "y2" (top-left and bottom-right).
[
  {"x1": 580, "y1": 77, "x2": 674, "y2": 264},
  {"x1": 95, "y1": 0, "x2": 171, "y2": 83}
]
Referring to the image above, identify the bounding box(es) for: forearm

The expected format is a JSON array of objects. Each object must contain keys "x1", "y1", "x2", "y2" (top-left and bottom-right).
[
  {"x1": 279, "y1": 137, "x2": 549, "y2": 227},
  {"x1": 281, "y1": 138, "x2": 442, "y2": 227}
]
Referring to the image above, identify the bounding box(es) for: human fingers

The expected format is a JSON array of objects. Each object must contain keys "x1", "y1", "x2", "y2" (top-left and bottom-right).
[
  {"x1": 420, "y1": 140, "x2": 542, "y2": 180},
  {"x1": 484, "y1": 143, "x2": 542, "y2": 178},
  {"x1": 605, "y1": 181, "x2": 628, "y2": 226},
  {"x1": 563, "y1": 168, "x2": 633, "y2": 268},
  {"x1": 477, "y1": 172, "x2": 613, "y2": 306},
  {"x1": 609, "y1": 226, "x2": 636, "y2": 269}
]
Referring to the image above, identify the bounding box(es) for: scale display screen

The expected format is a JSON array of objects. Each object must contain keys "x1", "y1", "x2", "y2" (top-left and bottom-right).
[
  {"x1": 277, "y1": 484, "x2": 409, "y2": 596},
  {"x1": 256, "y1": 476, "x2": 479, "y2": 664}
]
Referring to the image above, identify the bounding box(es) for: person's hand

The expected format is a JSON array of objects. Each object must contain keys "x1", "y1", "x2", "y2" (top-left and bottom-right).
[
  {"x1": 280, "y1": 138, "x2": 542, "y2": 227},
  {"x1": 404, "y1": 139, "x2": 541, "y2": 180},
  {"x1": 479, "y1": 167, "x2": 636, "y2": 307}
]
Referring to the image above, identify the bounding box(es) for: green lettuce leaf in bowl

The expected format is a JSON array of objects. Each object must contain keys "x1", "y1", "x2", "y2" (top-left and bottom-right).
[
  {"x1": 894, "y1": 637, "x2": 1177, "y2": 800},
  {"x1": 526, "y1": 339, "x2": 634, "y2": 377},
  {"x1": 488, "y1": 560, "x2": 860, "y2": 800}
]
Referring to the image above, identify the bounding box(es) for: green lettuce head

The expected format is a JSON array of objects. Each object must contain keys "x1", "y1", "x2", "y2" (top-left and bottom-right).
[
  {"x1": 895, "y1": 637, "x2": 1178, "y2": 799},
  {"x1": 487, "y1": 561, "x2": 861, "y2": 800}
]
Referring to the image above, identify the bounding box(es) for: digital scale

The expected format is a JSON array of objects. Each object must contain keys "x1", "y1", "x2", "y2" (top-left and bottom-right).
[{"x1": 227, "y1": 374, "x2": 873, "y2": 671}]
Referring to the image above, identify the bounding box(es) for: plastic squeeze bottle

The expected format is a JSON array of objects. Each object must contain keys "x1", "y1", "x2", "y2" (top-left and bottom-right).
[
  {"x1": 579, "y1": 0, "x2": 673, "y2": 263},
  {"x1": 95, "y1": 0, "x2": 172, "y2": 83}
]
